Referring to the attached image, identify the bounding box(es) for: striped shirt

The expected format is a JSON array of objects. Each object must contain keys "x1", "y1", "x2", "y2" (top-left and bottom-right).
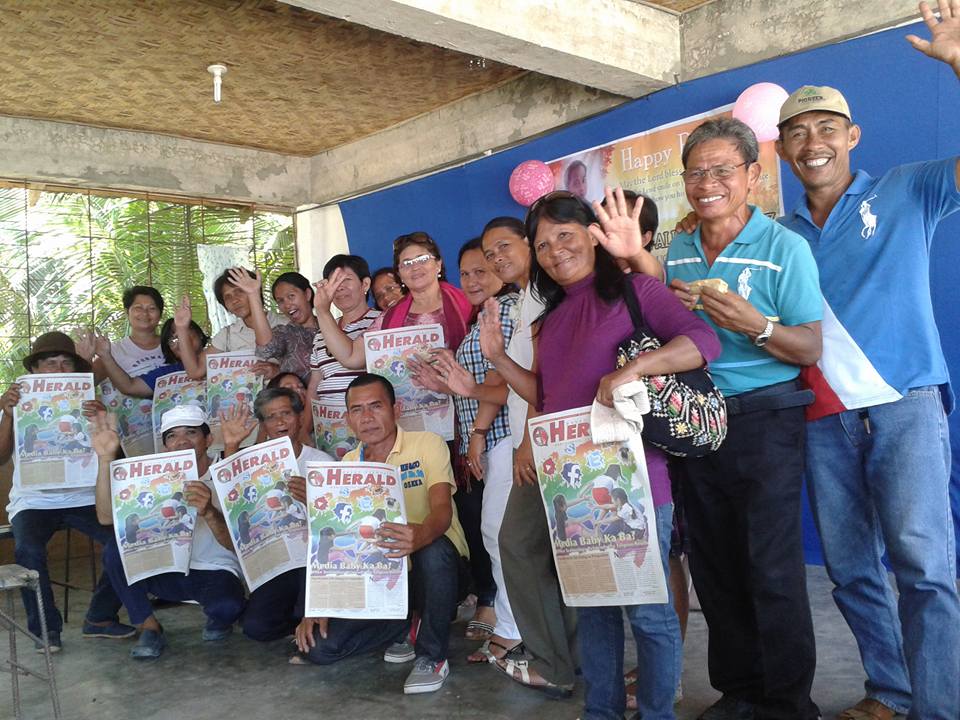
[{"x1": 309, "y1": 308, "x2": 381, "y2": 403}]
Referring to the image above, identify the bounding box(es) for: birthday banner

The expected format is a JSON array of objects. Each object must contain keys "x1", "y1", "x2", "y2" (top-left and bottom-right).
[
  {"x1": 110, "y1": 449, "x2": 198, "y2": 584},
  {"x1": 547, "y1": 104, "x2": 783, "y2": 263},
  {"x1": 205, "y1": 350, "x2": 262, "y2": 449},
  {"x1": 528, "y1": 407, "x2": 667, "y2": 607},
  {"x1": 152, "y1": 371, "x2": 205, "y2": 452},
  {"x1": 311, "y1": 397, "x2": 357, "y2": 460},
  {"x1": 304, "y1": 461, "x2": 407, "y2": 620},
  {"x1": 99, "y1": 379, "x2": 155, "y2": 458},
  {"x1": 363, "y1": 324, "x2": 454, "y2": 441},
  {"x1": 210, "y1": 436, "x2": 306, "y2": 592},
  {"x1": 13, "y1": 373, "x2": 97, "y2": 490}
]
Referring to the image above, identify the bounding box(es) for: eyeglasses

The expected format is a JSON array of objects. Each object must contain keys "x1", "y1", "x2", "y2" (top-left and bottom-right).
[
  {"x1": 681, "y1": 162, "x2": 749, "y2": 184},
  {"x1": 398, "y1": 253, "x2": 435, "y2": 269}
]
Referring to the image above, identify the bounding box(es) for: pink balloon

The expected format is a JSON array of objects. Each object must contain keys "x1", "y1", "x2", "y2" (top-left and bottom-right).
[
  {"x1": 509, "y1": 160, "x2": 556, "y2": 207},
  {"x1": 732, "y1": 82, "x2": 789, "y2": 143}
]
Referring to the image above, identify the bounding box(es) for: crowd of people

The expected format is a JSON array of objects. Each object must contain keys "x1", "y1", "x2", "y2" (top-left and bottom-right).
[{"x1": 1, "y1": 4, "x2": 959, "y2": 718}]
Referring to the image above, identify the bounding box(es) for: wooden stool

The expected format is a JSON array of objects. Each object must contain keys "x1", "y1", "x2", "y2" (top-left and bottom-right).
[{"x1": 0, "y1": 564, "x2": 62, "y2": 719}]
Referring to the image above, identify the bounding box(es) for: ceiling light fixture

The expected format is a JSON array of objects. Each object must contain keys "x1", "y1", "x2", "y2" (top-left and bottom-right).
[{"x1": 207, "y1": 63, "x2": 228, "y2": 103}]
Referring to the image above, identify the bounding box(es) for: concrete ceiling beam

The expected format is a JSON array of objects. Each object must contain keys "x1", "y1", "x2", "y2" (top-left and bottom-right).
[
  {"x1": 281, "y1": 0, "x2": 680, "y2": 98},
  {"x1": 307, "y1": 73, "x2": 622, "y2": 205},
  {"x1": 680, "y1": 0, "x2": 920, "y2": 81}
]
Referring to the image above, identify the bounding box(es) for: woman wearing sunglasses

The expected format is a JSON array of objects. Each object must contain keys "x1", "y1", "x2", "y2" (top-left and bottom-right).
[{"x1": 314, "y1": 232, "x2": 473, "y2": 367}]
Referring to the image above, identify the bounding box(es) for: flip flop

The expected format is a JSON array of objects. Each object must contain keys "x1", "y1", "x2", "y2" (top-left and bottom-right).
[
  {"x1": 465, "y1": 620, "x2": 495, "y2": 641},
  {"x1": 494, "y1": 656, "x2": 574, "y2": 699}
]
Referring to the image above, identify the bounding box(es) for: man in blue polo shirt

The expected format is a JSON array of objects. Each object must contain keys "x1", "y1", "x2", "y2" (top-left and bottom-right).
[
  {"x1": 774, "y1": 5, "x2": 960, "y2": 719},
  {"x1": 667, "y1": 117, "x2": 822, "y2": 720}
]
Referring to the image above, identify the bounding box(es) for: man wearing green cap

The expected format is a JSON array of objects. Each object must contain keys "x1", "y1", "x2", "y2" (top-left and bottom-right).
[
  {"x1": 776, "y1": 3, "x2": 960, "y2": 719},
  {"x1": 0, "y1": 332, "x2": 135, "y2": 652}
]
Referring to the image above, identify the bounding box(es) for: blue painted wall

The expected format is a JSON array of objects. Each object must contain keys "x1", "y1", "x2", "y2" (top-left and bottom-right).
[{"x1": 339, "y1": 22, "x2": 960, "y2": 564}]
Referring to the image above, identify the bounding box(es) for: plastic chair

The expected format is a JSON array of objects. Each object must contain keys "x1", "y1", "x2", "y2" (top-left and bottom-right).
[{"x1": 0, "y1": 564, "x2": 61, "y2": 719}]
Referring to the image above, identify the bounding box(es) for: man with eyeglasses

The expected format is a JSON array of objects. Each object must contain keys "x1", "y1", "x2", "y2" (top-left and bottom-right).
[
  {"x1": 666, "y1": 117, "x2": 823, "y2": 720},
  {"x1": 773, "y1": 5, "x2": 960, "y2": 719}
]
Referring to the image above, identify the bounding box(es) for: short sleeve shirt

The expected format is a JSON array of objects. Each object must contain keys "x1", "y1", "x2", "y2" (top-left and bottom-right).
[
  {"x1": 109, "y1": 337, "x2": 165, "y2": 377},
  {"x1": 210, "y1": 312, "x2": 289, "y2": 353},
  {"x1": 779, "y1": 159, "x2": 960, "y2": 414},
  {"x1": 666, "y1": 206, "x2": 823, "y2": 396},
  {"x1": 309, "y1": 308, "x2": 380, "y2": 404},
  {"x1": 345, "y1": 428, "x2": 468, "y2": 558}
]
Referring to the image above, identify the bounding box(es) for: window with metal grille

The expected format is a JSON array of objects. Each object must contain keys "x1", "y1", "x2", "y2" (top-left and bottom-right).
[{"x1": 0, "y1": 182, "x2": 297, "y2": 385}]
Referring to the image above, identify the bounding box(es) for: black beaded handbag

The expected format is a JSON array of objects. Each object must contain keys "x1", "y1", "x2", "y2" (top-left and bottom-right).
[{"x1": 615, "y1": 281, "x2": 727, "y2": 457}]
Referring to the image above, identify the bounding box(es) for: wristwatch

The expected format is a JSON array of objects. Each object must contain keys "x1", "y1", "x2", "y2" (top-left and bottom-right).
[{"x1": 753, "y1": 320, "x2": 774, "y2": 348}]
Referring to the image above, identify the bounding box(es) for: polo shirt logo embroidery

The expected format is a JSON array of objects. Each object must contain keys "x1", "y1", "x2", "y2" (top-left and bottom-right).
[
  {"x1": 400, "y1": 460, "x2": 424, "y2": 489},
  {"x1": 737, "y1": 268, "x2": 754, "y2": 300},
  {"x1": 859, "y1": 194, "x2": 878, "y2": 239}
]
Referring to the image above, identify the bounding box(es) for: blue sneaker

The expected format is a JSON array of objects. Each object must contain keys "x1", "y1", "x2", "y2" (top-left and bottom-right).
[
  {"x1": 82, "y1": 620, "x2": 136, "y2": 639},
  {"x1": 202, "y1": 624, "x2": 232, "y2": 642},
  {"x1": 130, "y1": 629, "x2": 166, "y2": 660}
]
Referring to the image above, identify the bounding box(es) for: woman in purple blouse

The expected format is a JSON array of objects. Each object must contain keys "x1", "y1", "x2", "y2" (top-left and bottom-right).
[{"x1": 529, "y1": 189, "x2": 720, "y2": 720}]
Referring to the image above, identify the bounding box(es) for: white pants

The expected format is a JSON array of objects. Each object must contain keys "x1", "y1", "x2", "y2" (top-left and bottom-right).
[{"x1": 481, "y1": 435, "x2": 520, "y2": 640}]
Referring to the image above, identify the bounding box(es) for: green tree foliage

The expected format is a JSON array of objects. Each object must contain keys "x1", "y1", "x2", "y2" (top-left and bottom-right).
[{"x1": 0, "y1": 184, "x2": 296, "y2": 384}]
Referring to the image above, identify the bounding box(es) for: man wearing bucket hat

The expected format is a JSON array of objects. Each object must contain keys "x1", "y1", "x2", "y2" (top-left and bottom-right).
[
  {"x1": 775, "y1": 3, "x2": 960, "y2": 719},
  {"x1": 0, "y1": 331, "x2": 135, "y2": 652},
  {"x1": 90, "y1": 404, "x2": 245, "y2": 660}
]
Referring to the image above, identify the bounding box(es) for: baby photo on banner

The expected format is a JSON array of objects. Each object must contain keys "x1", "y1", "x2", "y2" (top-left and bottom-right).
[
  {"x1": 529, "y1": 406, "x2": 667, "y2": 606},
  {"x1": 547, "y1": 104, "x2": 784, "y2": 263},
  {"x1": 110, "y1": 449, "x2": 198, "y2": 584},
  {"x1": 13, "y1": 373, "x2": 97, "y2": 490},
  {"x1": 304, "y1": 461, "x2": 407, "y2": 620},
  {"x1": 210, "y1": 436, "x2": 306, "y2": 592},
  {"x1": 363, "y1": 324, "x2": 454, "y2": 441}
]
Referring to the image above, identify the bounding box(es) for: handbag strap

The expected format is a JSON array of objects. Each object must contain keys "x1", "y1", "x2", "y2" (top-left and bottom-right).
[{"x1": 620, "y1": 275, "x2": 649, "y2": 335}]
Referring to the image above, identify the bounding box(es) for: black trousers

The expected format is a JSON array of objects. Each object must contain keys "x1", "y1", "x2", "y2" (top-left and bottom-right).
[{"x1": 680, "y1": 404, "x2": 819, "y2": 720}]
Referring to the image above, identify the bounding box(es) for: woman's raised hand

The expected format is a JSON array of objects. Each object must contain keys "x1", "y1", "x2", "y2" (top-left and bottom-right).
[
  {"x1": 313, "y1": 268, "x2": 346, "y2": 316},
  {"x1": 590, "y1": 186, "x2": 645, "y2": 259},
  {"x1": 228, "y1": 267, "x2": 262, "y2": 297}
]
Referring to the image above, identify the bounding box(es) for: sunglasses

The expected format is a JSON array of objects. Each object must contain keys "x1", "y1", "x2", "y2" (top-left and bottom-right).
[{"x1": 398, "y1": 253, "x2": 436, "y2": 269}]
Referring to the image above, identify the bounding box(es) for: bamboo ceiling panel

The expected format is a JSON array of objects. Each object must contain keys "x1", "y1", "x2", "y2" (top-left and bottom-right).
[{"x1": 0, "y1": 0, "x2": 523, "y2": 155}]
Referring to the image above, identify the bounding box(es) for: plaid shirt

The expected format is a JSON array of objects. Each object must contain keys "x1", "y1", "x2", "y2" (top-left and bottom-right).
[{"x1": 454, "y1": 292, "x2": 519, "y2": 454}]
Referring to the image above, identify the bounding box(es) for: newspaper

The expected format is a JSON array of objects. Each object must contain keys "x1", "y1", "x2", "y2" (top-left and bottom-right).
[
  {"x1": 528, "y1": 406, "x2": 667, "y2": 606},
  {"x1": 152, "y1": 371, "x2": 206, "y2": 452},
  {"x1": 12, "y1": 373, "x2": 97, "y2": 490},
  {"x1": 210, "y1": 437, "x2": 306, "y2": 592},
  {"x1": 205, "y1": 350, "x2": 262, "y2": 449},
  {"x1": 311, "y1": 397, "x2": 357, "y2": 460},
  {"x1": 99, "y1": 379, "x2": 155, "y2": 458},
  {"x1": 363, "y1": 324, "x2": 454, "y2": 440},
  {"x1": 304, "y1": 461, "x2": 407, "y2": 619},
  {"x1": 109, "y1": 449, "x2": 198, "y2": 584}
]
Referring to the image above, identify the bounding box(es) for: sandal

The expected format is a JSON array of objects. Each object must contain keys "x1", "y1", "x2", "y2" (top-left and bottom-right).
[
  {"x1": 837, "y1": 699, "x2": 895, "y2": 720},
  {"x1": 494, "y1": 656, "x2": 574, "y2": 699},
  {"x1": 467, "y1": 639, "x2": 522, "y2": 664},
  {"x1": 465, "y1": 619, "x2": 495, "y2": 641}
]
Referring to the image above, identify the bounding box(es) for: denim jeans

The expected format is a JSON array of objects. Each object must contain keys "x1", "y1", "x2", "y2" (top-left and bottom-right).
[
  {"x1": 101, "y1": 538, "x2": 245, "y2": 629},
  {"x1": 305, "y1": 534, "x2": 463, "y2": 664},
  {"x1": 806, "y1": 387, "x2": 960, "y2": 720},
  {"x1": 577, "y1": 503, "x2": 680, "y2": 720},
  {"x1": 12, "y1": 506, "x2": 122, "y2": 637},
  {"x1": 243, "y1": 567, "x2": 305, "y2": 641}
]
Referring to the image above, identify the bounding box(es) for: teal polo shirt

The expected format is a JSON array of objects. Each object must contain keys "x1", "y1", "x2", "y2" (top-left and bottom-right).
[{"x1": 665, "y1": 206, "x2": 823, "y2": 396}]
